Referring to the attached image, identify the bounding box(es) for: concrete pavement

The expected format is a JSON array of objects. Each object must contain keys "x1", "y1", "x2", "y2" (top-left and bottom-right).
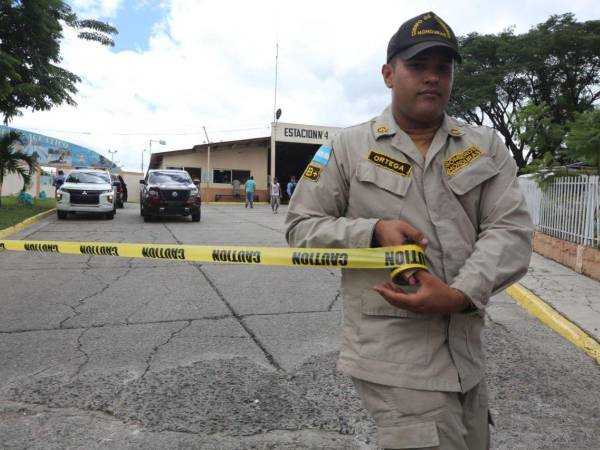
[
  {"x1": 507, "y1": 252, "x2": 600, "y2": 362},
  {"x1": 1, "y1": 205, "x2": 599, "y2": 449}
]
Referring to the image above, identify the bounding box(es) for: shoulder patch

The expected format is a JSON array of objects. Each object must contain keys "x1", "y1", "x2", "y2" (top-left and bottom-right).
[
  {"x1": 444, "y1": 145, "x2": 483, "y2": 175},
  {"x1": 303, "y1": 164, "x2": 321, "y2": 182},
  {"x1": 367, "y1": 150, "x2": 412, "y2": 176},
  {"x1": 311, "y1": 145, "x2": 332, "y2": 166}
]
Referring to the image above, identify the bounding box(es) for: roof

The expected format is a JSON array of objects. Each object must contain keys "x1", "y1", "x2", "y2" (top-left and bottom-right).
[{"x1": 149, "y1": 136, "x2": 270, "y2": 169}]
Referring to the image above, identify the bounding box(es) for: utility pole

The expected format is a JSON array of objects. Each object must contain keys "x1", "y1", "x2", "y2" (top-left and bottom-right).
[
  {"x1": 108, "y1": 149, "x2": 118, "y2": 163},
  {"x1": 203, "y1": 126, "x2": 211, "y2": 200}
]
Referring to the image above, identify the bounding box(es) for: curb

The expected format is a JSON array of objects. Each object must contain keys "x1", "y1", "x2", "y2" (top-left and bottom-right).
[
  {"x1": 505, "y1": 283, "x2": 600, "y2": 364},
  {"x1": 0, "y1": 208, "x2": 56, "y2": 239}
]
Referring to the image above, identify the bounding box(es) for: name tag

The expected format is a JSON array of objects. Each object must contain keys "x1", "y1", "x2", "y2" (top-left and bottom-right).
[{"x1": 367, "y1": 150, "x2": 412, "y2": 176}]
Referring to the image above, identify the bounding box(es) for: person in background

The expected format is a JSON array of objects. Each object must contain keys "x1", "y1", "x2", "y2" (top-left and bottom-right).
[
  {"x1": 245, "y1": 175, "x2": 256, "y2": 208},
  {"x1": 53, "y1": 170, "x2": 65, "y2": 193},
  {"x1": 118, "y1": 175, "x2": 128, "y2": 202},
  {"x1": 286, "y1": 176, "x2": 297, "y2": 200},
  {"x1": 286, "y1": 11, "x2": 533, "y2": 449},
  {"x1": 270, "y1": 177, "x2": 282, "y2": 213},
  {"x1": 232, "y1": 178, "x2": 241, "y2": 199}
]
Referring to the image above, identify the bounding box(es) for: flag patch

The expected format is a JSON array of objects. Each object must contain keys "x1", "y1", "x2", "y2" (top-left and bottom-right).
[{"x1": 311, "y1": 145, "x2": 332, "y2": 166}]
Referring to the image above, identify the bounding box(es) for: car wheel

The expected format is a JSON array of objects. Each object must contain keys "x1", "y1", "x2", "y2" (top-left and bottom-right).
[
  {"x1": 106, "y1": 211, "x2": 115, "y2": 220},
  {"x1": 191, "y1": 210, "x2": 201, "y2": 222},
  {"x1": 57, "y1": 210, "x2": 67, "y2": 220}
]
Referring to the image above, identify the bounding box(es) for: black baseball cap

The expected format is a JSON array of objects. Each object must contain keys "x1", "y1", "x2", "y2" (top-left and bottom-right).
[{"x1": 387, "y1": 12, "x2": 462, "y2": 63}]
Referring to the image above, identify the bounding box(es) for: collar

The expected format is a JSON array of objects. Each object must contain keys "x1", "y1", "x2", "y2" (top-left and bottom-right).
[
  {"x1": 440, "y1": 115, "x2": 465, "y2": 137},
  {"x1": 372, "y1": 106, "x2": 398, "y2": 140},
  {"x1": 373, "y1": 107, "x2": 465, "y2": 139}
]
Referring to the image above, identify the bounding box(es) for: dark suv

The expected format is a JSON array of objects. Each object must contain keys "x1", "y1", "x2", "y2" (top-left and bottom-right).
[{"x1": 140, "y1": 169, "x2": 201, "y2": 222}]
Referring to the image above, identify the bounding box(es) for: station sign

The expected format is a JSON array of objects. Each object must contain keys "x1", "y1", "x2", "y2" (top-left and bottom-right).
[{"x1": 272, "y1": 122, "x2": 341, "y2": 145}]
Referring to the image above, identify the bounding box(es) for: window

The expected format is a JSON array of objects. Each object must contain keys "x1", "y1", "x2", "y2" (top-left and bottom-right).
[
  {"x1": 213, "y1": 169, "x2": 251, "y2": 184},
  {"x1": 213, "y1": 169, "x2": 231, "y2": 184},
  {"x1": 166, "y1": 166, "x2": 201, "y2": 182},
  {"x1": 232, "y1": 170, "x2": 251, "y2": 184},
  {"x1": 184, "y1": 167, "x2": 201, "y2": 181}
]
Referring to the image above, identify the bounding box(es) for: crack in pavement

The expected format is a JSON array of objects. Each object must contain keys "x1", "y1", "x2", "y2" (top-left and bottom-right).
[
  {"x1": 327, "y1": 290, "x2": 341, "y2": 311},
  {"x1": 140, "y1": 320, "x2": 192, "y2": 379},
  {"x1": 72, "y1": 328, "x2": 91, "y2": 378},
  {"x1": 161, "y1": 222, "x2": 284, "y2": 372},
  {"x1": 0, "y1": 314, "x2": 232, "y2": 334},
  {"x1": 58, "y1": 267, "x2": 133, "y2": 329},
  {"x1": 192, "y1": 264, "x2": 283, "y2": 372}
]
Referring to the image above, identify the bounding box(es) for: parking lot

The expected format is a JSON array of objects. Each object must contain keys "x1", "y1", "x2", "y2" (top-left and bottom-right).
[{"x1": 1, "y1": 204, "x2": 600, "y2": 449}]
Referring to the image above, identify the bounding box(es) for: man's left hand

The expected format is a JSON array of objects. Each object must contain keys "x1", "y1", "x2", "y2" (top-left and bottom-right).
[{"x1": 373, "y1": 270, "x2": 471, "y2": 314}]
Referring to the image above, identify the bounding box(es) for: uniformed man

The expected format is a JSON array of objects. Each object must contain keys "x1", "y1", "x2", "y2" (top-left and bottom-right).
[{"x1": 285, "y1": 11, "x2": 533, "y2": 450}]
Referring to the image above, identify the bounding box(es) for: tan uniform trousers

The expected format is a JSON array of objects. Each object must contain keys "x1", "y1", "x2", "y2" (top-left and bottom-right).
[{"x1": 353, "y1": 378, "x2": 491, "y2": 450}]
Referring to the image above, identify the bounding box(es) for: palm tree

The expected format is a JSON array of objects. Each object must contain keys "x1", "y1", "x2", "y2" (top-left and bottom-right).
[{"x1": 0, "y1": 131, "x2": 37, "y2": 208}]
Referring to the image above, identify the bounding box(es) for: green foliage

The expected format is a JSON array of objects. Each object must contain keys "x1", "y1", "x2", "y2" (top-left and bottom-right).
[
  {"x1": 448, "y1": 14, "x2": 600, "y2": 169},
  {"x1": 566, "y1": 108, "x2": 600, "y2": 173},
  {"x1": 514, "y1": 102, "x2": 566, "y2": 162},
  {"x1": 0, "y1": 195, "x2": 56, "y2": 229},
  {"x1": 0, "y1": 1, "x2": 117, "y2": 123},
  {"x1": 0, "y1": 131, "x2": 38, "y2": 207}
]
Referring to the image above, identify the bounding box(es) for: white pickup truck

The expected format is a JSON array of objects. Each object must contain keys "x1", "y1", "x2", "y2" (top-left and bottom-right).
[{"x1": 55, "y1": 169, "x2": 117, "y2": 220}]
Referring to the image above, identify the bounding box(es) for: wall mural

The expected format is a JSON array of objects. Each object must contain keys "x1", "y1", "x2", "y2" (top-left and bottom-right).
[{"x1": 0, "y1": 125, "x2": 117, "y2": 169}]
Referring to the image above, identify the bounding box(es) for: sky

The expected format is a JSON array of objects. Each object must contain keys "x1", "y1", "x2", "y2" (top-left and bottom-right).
[{"x1": 9, "y1": 0, "x2": 600, "y2": 172}]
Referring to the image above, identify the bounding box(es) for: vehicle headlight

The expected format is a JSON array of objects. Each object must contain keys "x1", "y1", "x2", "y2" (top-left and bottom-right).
[
  {"x1": 56, "y1": 192, "x2": 63, "y2": 201},
  {"x1": 147, "y1": 189, "x2": 159, "y2": 198},
  {"x1": 190, "y1": 188, "x2": 199, "y2": 198}
]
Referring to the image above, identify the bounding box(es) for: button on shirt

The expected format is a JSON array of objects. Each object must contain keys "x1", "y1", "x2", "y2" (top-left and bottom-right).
[{"x1": 285, "y1": 106, "x2": 533, "y2": 392}]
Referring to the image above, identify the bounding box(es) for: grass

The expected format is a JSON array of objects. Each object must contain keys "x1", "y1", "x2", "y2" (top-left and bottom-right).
[{"x1": 0, "y1": 196, "x2": 56, "y2": 230}]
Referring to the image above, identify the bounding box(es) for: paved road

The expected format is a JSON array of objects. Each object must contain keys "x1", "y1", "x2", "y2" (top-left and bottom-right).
[{"x1": 0, "y1": 205, "x2": 598, "y2": 449}]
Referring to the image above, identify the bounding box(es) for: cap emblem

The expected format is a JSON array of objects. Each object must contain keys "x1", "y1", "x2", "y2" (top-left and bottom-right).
[{"x1": 411, "y1": 14, "x2": 452, "y2": 39}]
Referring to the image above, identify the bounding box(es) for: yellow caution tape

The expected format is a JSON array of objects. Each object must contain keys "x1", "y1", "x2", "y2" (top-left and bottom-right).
[{"x1": 0, "y1": 239, "x2": 428, "y2": 277}]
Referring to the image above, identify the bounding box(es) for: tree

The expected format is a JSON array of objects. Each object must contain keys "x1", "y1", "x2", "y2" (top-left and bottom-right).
[
  {"x1": 514, "y1": 102, "x2": 566, "y2": 162},
  {"x1": 0, "y1": 131, "x2": 37, "y2": 207},
  {"x1": 0, "y1": 1, "x2": 117, "y2": 123},
  {"x1": 565, "y1": 108, "x2": 600, "y2": 174},
  {"x1": 448, "y1": 14, "x2": 600, "y2": 169}
]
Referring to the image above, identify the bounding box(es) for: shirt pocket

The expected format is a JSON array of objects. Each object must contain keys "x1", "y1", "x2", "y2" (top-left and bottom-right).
[
  {"x1": 445, "y1": 156, "x2": 499, "y2": 195},
  {"x1": 358, "y1": 290, "x2": 434, "y2": 367},
  {"x1": 352, "y1": 161, "x2": 412, "y2": 218}
]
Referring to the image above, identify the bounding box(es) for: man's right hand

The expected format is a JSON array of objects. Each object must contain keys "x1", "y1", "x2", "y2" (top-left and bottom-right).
[{"x1": 372, "y1": 220, "x2": 428, "y2": 248}]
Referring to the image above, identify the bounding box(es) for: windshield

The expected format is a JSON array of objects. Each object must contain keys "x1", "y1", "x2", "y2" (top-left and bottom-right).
[
  {"x1": 66, "y1": 172, "x2": 110, "y2": 184},
  {"x1": 148, "y1": 172, "x2": 191, "y2": 184}
]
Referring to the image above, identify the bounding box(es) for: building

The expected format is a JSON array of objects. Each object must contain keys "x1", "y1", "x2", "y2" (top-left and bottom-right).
[{"x1": 148, "y1": 122, "x2": 341, "y2": 202}]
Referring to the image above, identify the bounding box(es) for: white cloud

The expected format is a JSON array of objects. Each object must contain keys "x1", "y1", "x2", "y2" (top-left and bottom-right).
[
  {"x1": 11, "y1": 0, "x2": 600, "y2": 171},
  {"x1": 70, "y1": 0, "x2": 123, "y2": 18}
]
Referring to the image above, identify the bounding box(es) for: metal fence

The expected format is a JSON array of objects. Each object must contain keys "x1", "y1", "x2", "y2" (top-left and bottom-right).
[{"x1": 519, "y1": 176, "x2": 599, "y2": 247}]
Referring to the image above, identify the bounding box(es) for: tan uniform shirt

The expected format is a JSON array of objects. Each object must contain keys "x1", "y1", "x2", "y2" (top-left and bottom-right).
[{"x1": 285, "y1": 106, "x2": 533, "y2": 392}]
